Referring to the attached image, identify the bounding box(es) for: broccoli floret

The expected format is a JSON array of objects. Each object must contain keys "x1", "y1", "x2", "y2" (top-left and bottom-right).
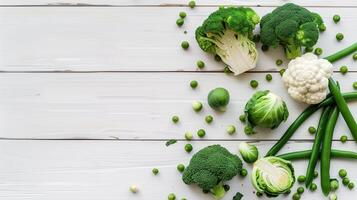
[
  {"x1": 260, "y1": 3, "x2": 324, "y2": 59},
  {"x1": 195, "y1": 7, "x2": 260, "y2": 75},
  {"x1": 182, "y1": 145, "x2": 243, "y2": 200}
]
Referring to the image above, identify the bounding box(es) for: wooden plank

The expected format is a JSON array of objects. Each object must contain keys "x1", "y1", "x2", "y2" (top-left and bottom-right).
[
  {"x1": 0, "y1": 6, "x2": 355, "y2": 72},
  {"x1": 0, "y1": 140, "x2": 355, "y2": 199},
  {"x1": 0, "y1": 0, "x2": 356, "y2": 7},
  {"x1": 0, "y1": 72, "x2": 356, "y2": 140}
]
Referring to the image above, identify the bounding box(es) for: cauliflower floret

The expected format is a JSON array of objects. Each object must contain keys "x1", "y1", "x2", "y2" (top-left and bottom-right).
[{"x1": 282, "y1": 53, "x2": 333, "y2": 104}]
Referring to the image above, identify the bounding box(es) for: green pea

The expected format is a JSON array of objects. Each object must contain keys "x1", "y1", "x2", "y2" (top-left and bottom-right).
[
  {"x1": 224, "y1": 66, "x2": 232, "y2": 74},
  {"x1": 130, "y1": 185, "x2": 138, "y2": 193},
  {"x1": 172, "y1": 115, "x2": 179, "y2": 123},
  {"x1": 192, "y1": 101, "x2": 202, "y2": 112},
  {"x1": 226, "y1": 125, "x2": 236, "y2": 135},
  {"x1": 176, "y1": 18, "x2": 184, "y2": 27},
  {"x1": 168, "y1": 193, "x2": 176, "y2": 200},
  {"x1": 240, "y1": 168, "x2": 248, "y2": 177},
  {"x1": 353, "y1": 53, "x2": 357, "y2": 60},
  {"x1": 239, "y1": 114, "x2": 246, "y2": 123},
  {"x1": 330, "y1": 179, "x2": 339, "y2": 191},
  {"x1": 196, "y1": 60, "x2": 205, "y2": 69},
  {"x1": 250, "y1": 80, "x2": 259, "y2": 88},
  {"x1": 244, "y1": 126, "x2": 254, "y2": 135},
  {"x1": 184, "y1": 143, "x2": 193, "y2": 153},
  {"x1": 319, "y1": 23, "x2": 326, "y2": 32},
  {"x1": 333, "y1": 14, "x2": 341, "y2": 23},
  {"x1": 305, "y1": 47, "x2": 314, "y2": 53},
  {"x1": 190, "y1": 80, "x2": 198, "y2": 88},
  {"x1": 342, "y1": 177, "x2": 350, "y2": 186},
  {"x1": 297, "y1": 186, "x2": 304, "y2": 194},
  {"x1": 310, "y1": 183, "x2": 317, "y2": 191},
  {"x1": 313, "y1": 170, "x2": 318, "y2": 178},
  {"x1": 297, "y1": 175, "x2": 306, "y2": 183},
  {"x1": 205, "y1": 115, "x2": 213, "y2": 124},
  {"x1": 177, "y1": 164, "x2": 185, "y2": 172},
  {"x1": 197, "y1": 129, "x2": 206, "y2": 138},
  {"x1": 314, "y1": 47, "x2": 323, "y2": 56},
  {"x1": 340, "y1": 135, "x2": 348, "y2": 143},
  {"x1": 179, "y1": 11, "x2": 187, "y2": 19},
  {"x1": 339, "y1": 169, "x2": 347, "y2": 178},
  {"x1": 261, "y1": 45, "x2": 269, "y2": 51},
  {"x1": 276, "y1": 59, "x2": 283, "y2": 66},
  {"x1": 265, "y1": 74, "x2": 272, "y2": 81},
  {"x1": 336, "y1": 33, "x2": 344, "y2": 41},
  {"x1": 308, "y1": 126, "x2": 316, "y2": 134},
  {"x1": 152, "y1": 168, "x2": 159, "y2": 175},
  {"x1": 185, "y1": 132, "x2": 193, "y2": 141},
  {"x1": 279, "y1": 69, "x2": 286, "y2": 76},
  {"x1": 188, "y1": 0, "x2": 196, "y2": 8},
  {"x1": 181, "y1": 41, "x2": 189, "y2": 49},
  {"x1": 256, "y1": 191, "x2": 263, "y2": 197},
  {"x1": 329, "y1": 194, "x2": 337, "y2": 200},
  {"x1": 353, "y1": 82, "x2": 357, "y2": 89},
  {"x1": 292, "y1": 193, "x2": 301, "y2": 200},
  {"x1": 214, "y1": 55, "x2": 221, "y2": 62},
  {"x1": 348, "y1": 182, "x2": 355, "y2": 189},
  {"x1": 340, "y1": 66, "x2": 348, "y2": 74}
]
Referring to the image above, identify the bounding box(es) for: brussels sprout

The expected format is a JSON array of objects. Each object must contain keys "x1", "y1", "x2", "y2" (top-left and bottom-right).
[
  {"x1": 251, "y1": 157, "x2": 295, "y2": 197},
  {"x1": 207, "y1": 87, "x2": 230, "y2": 111},
  {"x1": 238, "y1": 142, "x2": 259, "y2": 163},
  {"x1": 244, "y1": 90, "x2": 289, "y2": 134}
]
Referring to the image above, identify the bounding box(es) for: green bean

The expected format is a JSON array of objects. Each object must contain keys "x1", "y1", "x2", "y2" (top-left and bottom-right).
[
  {"x1": 321, "y1": 106, "x2": 339, "y2": 196},
  {"x1": 266, "y1": 92, "x2": 357, "y2": 157},
  {"x1": 278, "y1": 149, "x2": 357, "y2": 160},
  {"x1": 306, "y1": 107, "x2": 332, "y2": 188},
  {"x1": 329, "y1": 79, "x2": 357, "y2": 142}
]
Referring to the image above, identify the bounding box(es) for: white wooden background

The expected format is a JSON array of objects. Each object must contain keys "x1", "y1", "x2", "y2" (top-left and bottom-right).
[{"x1": 0, "y1": 0, "x2": 356, "y2": 199}]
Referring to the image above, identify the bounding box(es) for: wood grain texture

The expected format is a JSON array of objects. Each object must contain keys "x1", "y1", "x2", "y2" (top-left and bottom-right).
[
  {"x1": 0, "y1": 6, "x2": 355, "y2": 72},
  {"x1": 1, "y1": 72, "x2": 356, "y2": 140},
  {"x1": 0, "y1": 0, "x2": 356, "y2": 6},
  {"x1": 0, "y1": 140, "x2": 356, "y2": 200}
]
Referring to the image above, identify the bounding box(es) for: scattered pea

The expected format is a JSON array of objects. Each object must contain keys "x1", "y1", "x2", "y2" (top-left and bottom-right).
[
  {"x1": 330, "y1": 179, "x2": 339, "y2": 191},
  {"x1": 305, "y1": 46, "x2": 314, "y2": 53},
  {"x1": 190, "y1": 80, "x2": 198, "y2": 88},
  {"x1": 177, "y1": 164, "x2": 185, "y2": 172},
  {"x1": 188, "y1": 0, "x2": 196, "y2": 8},
  {"x1": 172, "y1": 115, "x2": 179, "y2": 123},
  {"x1": 342, "y1": 177, "x2": 350, "y2": 186},
  {"x1": 276, "y1": 59, "x2": 283, "y2": 66},
  {"x1": 333, "y1": 15, "x2": 341, "y2": 23},
  {"x1": 168, "y1": 193, "x2": 176, "y2": 200},
  {"x1": 297, "y1": 175, "x2": 306, "y2": 183},
  {"x1": 244, "y1": 126, "x2": 254, "y2": 135},
  {"x1": 152, "y1": 168, "x2": 159, "y2": 175},
  {"x1": 348, "y1": 182, "x2": 355, "y2": 189},
  {"x1": 308, "y1": 126, "x2": 316, "y2": 134},
  {"x1": 292, "y1": 193, "x2": 301, "y2": 200},
  {"x1": 197, "y1": 129, "x2": 206, "y2": 138},
  {"x1": 256, "y1": 191, "x2": 263, "y2": 197},
  {"x1": 313, "y1": 170, "x2": 319, "y2": 178},
  {"x1": 336, "y1": 33, "x2": 344, "y2": 41},
  {"x1": 340, "y1": 135, "x2": 348, "y2": 143},
  {"x1": 179, "y1": 11, "x2": 187, "y2": 19},
  {"x1": 279, "y1": 69, "x2": 286, "y2": 76},
  {"x1": 353, "y1": 53, "x2": 357, "y2": 60},
  {"x1": 339, "y1": 169, "x2": 347, "y2": 178},
  {"x1": 329, "y1": 194, "x2": 337, "y2": 200},
  {"x1": 250, "y1": 80, "x2": 259, "y2": 88},
  {"x1": 266, "y1": 74, "x2": 273, "y2": 81},
  {"x1": 176, "y1": 18, "x2": 184, "y2": 27},
  {"x1": 192, "y1": 101, "x2": 202, "y2": 112},
  {"x1": 297, "y1": 186, "x2": 304, "y2": 194},
  {"x1": 240, "y1": 168, "x2": 248, "y2": 177},
  {"x1": 319, "y1": 23, "x2": 326, "y2": 32},
  {"x1": 353, "y1": 82, "x2": 357, "y2": 89},
  {"x1": 239, "y1": 114, "x2": 246, "y2": 123},
  {"x1": 224, "y1": 66, "x2": 232, "y2": 74},
  {"x1": 340, "y1": 66, "x2": 348, "y2": 74},
  {"x1": 205, "y1": 115, "x2": 213, "y2": 124},
  {"x1": 314, "y1": 47, "x2": 323, "y2": 56},
  {"x1": 310, "y1": 183, "x2": 317, "y2": 191},
  {"x1": 196, "y1": 60, "x2": 205, "y2": 69},
  {"x1": 185, "y1": 132, "x2": 193, "y2": 141},
  {"x1": 183, "y1": 30, "x2": 187, "y2": 34},
  {"x1": 261, "y1": 45, "x2": 269, "y2": 51},
  {"x1": 223, "y1": 184, "x2": 230, "y2": 191},
  {"x1": 130, "y1": 185, "x2": 138, "y2": 193},
  {"x1": 184, "y1": 143, "x2": 193, "y2": 153},
  {"x1": 226, "y1": 125, "x2": 236, "y2": 135},
  {"x1": 214, "y1": 55, "x2": 221, "y2": 62},
  {"x1": 181, "y1": 41, "x2": 189, "y2": 49}
]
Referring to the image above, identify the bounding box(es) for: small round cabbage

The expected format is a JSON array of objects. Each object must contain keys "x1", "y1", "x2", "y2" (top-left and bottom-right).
[
  {"x1": 208, "y1": 87, "x2": 230, "y2": 111},
  {"x1": 238, "y1": 142, "x2": 259, "y2": 163},
  {"x1": 244, "y1": 90, "x2": 289, "y2": 134},
  {"x1": 251, "y1": 157, "x2": 295, "y2": 197}
]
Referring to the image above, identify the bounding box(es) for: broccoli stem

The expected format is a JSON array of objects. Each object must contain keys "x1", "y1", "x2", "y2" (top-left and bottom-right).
[
  {"x1": 285, "y1": 44, "x2": 301, "y2": 59},
  {"x1": 324, "y1": 42, "x2": 357, "y2": 63},
  {"x1": 210, "y1": 183, "x2": 226, "y2": 200}
]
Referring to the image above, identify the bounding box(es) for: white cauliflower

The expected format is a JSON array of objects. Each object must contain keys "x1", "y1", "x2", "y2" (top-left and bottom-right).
[{"x1": 282, "y1": 53, "x2": 333, "y2": 104}]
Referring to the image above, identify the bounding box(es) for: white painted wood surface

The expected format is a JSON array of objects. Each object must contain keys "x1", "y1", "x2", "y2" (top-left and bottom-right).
[
  {"x1": 0, "y1": 6, "x2": 355, "y2": 71},
  {"x1": 0, "y1": 1, "x2": 356, "y2": 200}
]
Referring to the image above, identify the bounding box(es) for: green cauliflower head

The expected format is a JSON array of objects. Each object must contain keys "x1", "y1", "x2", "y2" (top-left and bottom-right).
[
  {"x1": 260, "y1": 3, "x2": 324, "y2": 59},
  {"x1": 195, "y1": 7, "x2": 260, "y2": 75},
  {"x1": 182, "y1": 144, "x2": 243, "y2": 199}
]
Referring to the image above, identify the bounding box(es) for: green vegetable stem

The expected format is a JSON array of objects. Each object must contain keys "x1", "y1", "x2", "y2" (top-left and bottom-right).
[{"x1": 278, "y1": 149, "x2": 357, "y2": 160}]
